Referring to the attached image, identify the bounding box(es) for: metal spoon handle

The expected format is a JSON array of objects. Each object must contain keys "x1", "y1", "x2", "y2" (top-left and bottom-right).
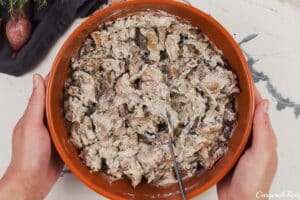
[
  {"x1": 165, "y1": 109, "x2": 186, "y2": 200},
  {"x1": 168, "y1": 137, "x2": 187, "y2": 200}
]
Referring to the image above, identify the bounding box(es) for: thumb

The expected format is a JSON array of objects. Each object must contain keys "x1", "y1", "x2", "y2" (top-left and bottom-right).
[
  {"x1": 23, "y1": 74, "x2": 46, "y2": 125},
  {"x1": 252, "y1": 100, "x2": 277, "y2": 152}
]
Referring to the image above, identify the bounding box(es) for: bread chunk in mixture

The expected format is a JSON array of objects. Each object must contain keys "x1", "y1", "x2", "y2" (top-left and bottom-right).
[{"x1": 64, "y1": 11, "x2": 239, "y2": 187}]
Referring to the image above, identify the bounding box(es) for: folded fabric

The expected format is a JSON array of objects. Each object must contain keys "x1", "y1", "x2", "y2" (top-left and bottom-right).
[{"x1": 0, "y1": 0, "x2": 107, "y2": 76}]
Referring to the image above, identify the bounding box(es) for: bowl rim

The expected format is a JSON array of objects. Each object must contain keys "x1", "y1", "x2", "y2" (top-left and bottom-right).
[{"x1": 46, "y1": 0, "x2": 255, "y2": 199}]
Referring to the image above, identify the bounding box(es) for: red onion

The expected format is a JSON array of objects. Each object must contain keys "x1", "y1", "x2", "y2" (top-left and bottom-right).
[{"x1": 6, "y1": 9, "x2": 32, "y2": 58}]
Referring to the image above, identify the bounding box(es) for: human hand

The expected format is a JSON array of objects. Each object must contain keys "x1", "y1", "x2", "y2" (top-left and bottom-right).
[
  {"x1": 217, "y1": 88, "x2": 278, "y2": 200},
  {"x1": 0, "y1": 74, "x2": 63, "y2": 200}
]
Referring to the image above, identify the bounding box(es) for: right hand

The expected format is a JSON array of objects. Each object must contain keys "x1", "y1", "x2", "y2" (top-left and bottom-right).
[{"x1": 217, "y1": 88, "x2": 278, "y2": 200}]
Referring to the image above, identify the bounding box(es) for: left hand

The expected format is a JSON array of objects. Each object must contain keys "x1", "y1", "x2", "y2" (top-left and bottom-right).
[{"x1": 0, "y1": 74, "x2": 63, "y2": 200}]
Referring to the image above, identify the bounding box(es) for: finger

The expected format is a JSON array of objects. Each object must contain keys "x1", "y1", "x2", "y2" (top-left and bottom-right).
[
  {"x1": 48, "y1": 147, "x2": 64, "y2": 183},
  {"x1": 45, "y1": 73, "x2": 50, "y2": 85},
  {"x1": 252, "y1": 100, "x2": 277, "y2": 152},
  {"x1": 254, "y1": 86, "x2": 263, "y2": 105},
  {"x1": 23, "y1": 74, "x2": 46, "y2": 126},
  {"x1": 217, "y1": 170, "x2": 233, "y2": 199},
  {"x1": 42, "y1": 152, "x2": 64, "y2": 197}
]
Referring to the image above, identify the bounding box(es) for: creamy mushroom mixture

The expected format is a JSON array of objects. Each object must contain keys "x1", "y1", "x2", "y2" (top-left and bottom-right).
[{"x1": 64, "y1": 11, "x2": 239, "y2": 187}]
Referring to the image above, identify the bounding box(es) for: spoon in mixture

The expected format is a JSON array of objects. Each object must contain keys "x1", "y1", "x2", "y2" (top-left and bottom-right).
[
  {"x1": 162, "y1": 108, "x2": 187, "y2": 200},
  {"x1": 145, "y1": 99, "x2": 186, "y2": 199}
]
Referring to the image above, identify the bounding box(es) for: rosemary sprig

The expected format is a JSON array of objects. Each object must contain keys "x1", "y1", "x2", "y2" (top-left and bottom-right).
[
  {"x1": 0, "y1": 0, "x2": 5, "y2": 6},
  {"x1": 36, "y1": 0, "x2": 47, "y2": 8},
  {"x1": 0, "y1": 0, "x2": 48, "y2": 15}
]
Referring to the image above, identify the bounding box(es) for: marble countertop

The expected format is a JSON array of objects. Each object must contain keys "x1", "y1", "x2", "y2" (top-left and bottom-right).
[{"x1": 1, "y1": 0, "x2": 299, "y2": 199}]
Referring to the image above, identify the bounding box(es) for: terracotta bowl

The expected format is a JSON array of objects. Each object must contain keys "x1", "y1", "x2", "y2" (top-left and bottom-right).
[{"x1": 46, "y1": 0, "x2": 255, "y2": 199}]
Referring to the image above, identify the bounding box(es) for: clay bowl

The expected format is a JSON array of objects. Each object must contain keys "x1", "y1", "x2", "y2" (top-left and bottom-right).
[{"x1": 46, "y1": 0, "x2": 255, "y2": 199}]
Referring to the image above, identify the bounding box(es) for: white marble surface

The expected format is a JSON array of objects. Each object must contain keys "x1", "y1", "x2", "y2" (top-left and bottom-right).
[{"x1": 1, "y1": 0, "x2": 300, "y2": 199}]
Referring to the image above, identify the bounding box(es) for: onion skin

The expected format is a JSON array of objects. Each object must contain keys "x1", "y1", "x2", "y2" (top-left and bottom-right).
[{"x1": 6, "y1": 9, "x2": 32, "y2": 59}]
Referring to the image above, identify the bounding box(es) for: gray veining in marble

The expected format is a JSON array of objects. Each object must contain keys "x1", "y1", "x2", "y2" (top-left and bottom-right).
[
  {"x1": 239, "y1": 34, "x2": 300, "y2": 118},
  {"x1": 238, "y1": 33, "x2": 259, "y2": 46},
  {"x1": 60, "y1": 169, "x2": 71, "y2": 177},
  {"x1": 181, "y1": 0, "x2": 192, "y2": 5}
]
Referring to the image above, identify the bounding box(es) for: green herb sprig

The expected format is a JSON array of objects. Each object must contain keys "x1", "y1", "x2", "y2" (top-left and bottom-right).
[{"x1": 0, "y1": 0, "x2": 48, "y2": 15}]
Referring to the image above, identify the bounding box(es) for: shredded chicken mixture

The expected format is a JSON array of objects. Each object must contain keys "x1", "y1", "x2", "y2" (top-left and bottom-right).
[{"x1": 64, "y1": 11, "x2": 239, "y2": 187}]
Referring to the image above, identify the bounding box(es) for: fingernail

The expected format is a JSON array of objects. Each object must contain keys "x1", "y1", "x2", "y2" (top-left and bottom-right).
[
  {"x1": 33, "y1": 74, "x2": 39, "y2": 89},
  {"x1": 263, "y1": 100, "x2": 269, "y2": 114}
]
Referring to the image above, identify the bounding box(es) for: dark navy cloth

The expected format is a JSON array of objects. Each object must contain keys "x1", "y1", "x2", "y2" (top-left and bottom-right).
[{"x1": 0, "y1": 0, "x2": 107, "y2": 76}]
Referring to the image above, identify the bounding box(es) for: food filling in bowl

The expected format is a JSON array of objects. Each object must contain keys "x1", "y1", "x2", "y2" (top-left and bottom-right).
[{"x1": 63, "y1": 11, "x2": 239, "y2": 187}]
